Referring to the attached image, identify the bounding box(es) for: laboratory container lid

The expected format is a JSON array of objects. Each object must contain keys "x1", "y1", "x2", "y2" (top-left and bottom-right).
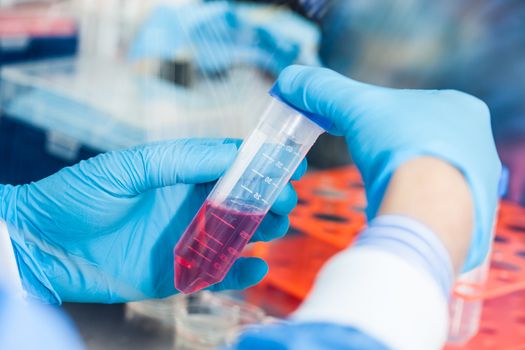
[{"x1": 269, "y1": 84, "x2": 333, "y2": 131}]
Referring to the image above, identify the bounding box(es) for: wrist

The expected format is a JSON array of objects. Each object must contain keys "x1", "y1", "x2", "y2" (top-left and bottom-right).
[{"x1": 379, "y1": 157, "x2": 474, "y2": 273}]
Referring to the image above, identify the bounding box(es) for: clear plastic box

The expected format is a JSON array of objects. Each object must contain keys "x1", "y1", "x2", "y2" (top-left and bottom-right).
[
  {"x1": 0, "y1": 58, "x2": 272, "y2": 184},
  {"x1": 125, "y1": 292, "x2": 268, "y2": 349}
]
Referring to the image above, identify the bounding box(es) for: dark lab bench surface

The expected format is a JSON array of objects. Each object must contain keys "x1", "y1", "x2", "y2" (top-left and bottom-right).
[{"x1": 63, "y1": 303, "x2": 174, "y2": 350}]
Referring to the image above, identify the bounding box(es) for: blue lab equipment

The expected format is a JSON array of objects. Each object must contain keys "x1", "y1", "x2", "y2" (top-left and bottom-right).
[{"x1": 129, "y1": 2, "x2": 320, "y2": 77}]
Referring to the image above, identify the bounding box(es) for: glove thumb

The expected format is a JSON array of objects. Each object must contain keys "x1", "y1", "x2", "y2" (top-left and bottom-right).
[
  {"x1": 139, "y1": 139, "x2": 238, "y2": 190},
  {"x1": 82, "y1": 139, "x2": 238, "y2": 196}
]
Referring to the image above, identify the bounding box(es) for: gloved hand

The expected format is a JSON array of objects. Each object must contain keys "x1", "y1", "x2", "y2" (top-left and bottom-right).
[
  {"x1": 128, "y1": 2, "x2": 301, "y2": 76},
  {"x1": 0, "y1": 139, "x2": 305, "y2": 303},
  {"x1": 276, "y1": 65, "x2": 501, "y2": 270}
]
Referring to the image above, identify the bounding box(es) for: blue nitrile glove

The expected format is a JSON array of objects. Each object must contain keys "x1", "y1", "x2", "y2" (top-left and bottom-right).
[
  {"x1": 0, "y1": 139, "x2": 305, "y2": 304},
  {"x1": 276, "y1": 65, "x2": 501, "y2": 270},
  {"x1": 129, "y1": 3, "x2": 301, "y2": 76},
  {"x1": 229, "y1": 322, "x2": 388, "y2": 350}
]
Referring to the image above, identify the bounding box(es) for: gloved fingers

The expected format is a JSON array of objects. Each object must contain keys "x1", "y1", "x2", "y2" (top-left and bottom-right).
[
  {"x1": 276, "y1": 65, "x2": 379, "y2": 136},
  {"x1": 251, "y1": 212, "x2": 290, "y2": 242},
  {"x1": 131, "y1": 138, "x2": 301, "y2": 197},
  {"x1": 269, "y1": 183, "x2": 298, "y2": 216},
  {"x1": 155, "y1": 258, "x2": 268, "y2": 297},
  {"x1": 209, "y1": 257, "x2": 268, "y2": 291},
  {"x1": 104, "y1": 139, "x2": 239, "y2": 195}
]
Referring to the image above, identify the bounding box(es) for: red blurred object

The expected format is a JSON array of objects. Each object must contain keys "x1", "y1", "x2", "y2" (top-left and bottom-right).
[
  {"x1": 0, "y1": 10, "x2": 76, "y2": 38},
  {"x1": 246, "y1": 166, "x2": 525, "y2": 348}
]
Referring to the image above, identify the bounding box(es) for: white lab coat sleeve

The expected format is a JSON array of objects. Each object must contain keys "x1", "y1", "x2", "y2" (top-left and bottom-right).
[
  {"x1": 0, "y1": 220, "x2": 25, "y2": 297},
  {"x1": 293, "y1": 215, "x2": 451, "y2": 350}
]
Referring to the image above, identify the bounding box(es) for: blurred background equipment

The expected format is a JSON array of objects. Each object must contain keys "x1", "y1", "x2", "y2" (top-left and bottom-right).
[
  {"x1": 311, "y1": 0, "x2": 525, "y2": 199},
  {"x1": 0, "y1": 7, "x2": 78, "y2": 64},
  {"x1": 125, "y1": 291, "x2": 268, "y2": 350},
  {"x1": 0, "y1": 58, "x2": 271, "y2": 183},
  {"x1": 0, "y1": 0, "x2": 320, "y2": 185}
]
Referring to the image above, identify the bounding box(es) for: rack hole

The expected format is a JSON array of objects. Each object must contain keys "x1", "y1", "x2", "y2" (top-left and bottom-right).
[
  {"x1": 516, "y1": 250, "x2": 525, "y2": 259},
  {"x1": 288, "y1": 226, "x2": 306, "y2": 236},
  {"x1": 495, "y1": 235, "x2": 508, "y2": 243},
  {"x1": 313, "y1": 189, "x2": 346, "y2": 199},
  {"x1": 348, "y1": 181, "x2": 364, "y2": 189},
  {"x1": 491, "y1": 261, "x2": 520, "y2": 272},
  {"x1": 314, "y1": 213, "x2": 349, "y2": 223},
  {"x1": 506, "y1": 224, "x2": 525, "y2": 233}
]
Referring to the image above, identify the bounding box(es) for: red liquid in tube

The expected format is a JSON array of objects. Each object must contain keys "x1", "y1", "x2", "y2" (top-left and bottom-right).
[{"x1": 174, "y1": 200, "x2": 264, "y2": 294}]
